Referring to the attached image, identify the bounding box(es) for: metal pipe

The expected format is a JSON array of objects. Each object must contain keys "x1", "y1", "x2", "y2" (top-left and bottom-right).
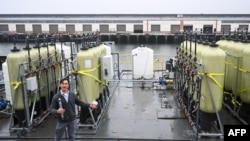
[
  {"x1": 24, "y1": 35, "x2": 32, "y2": 72},
  {"x1": 44, "y1": 35, "x2": 50, "y2": 109},
  {"x1": 69, "y1": 35, "x2": 74, "y2": 61},
  {"x1": 21, "y1": 70, "x2": 31, "y2": 128}
]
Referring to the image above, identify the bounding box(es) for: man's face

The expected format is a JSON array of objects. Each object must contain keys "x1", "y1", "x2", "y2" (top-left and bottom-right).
[{"x1": 60, "y1": 80, "x2": 69, "y2": 92}]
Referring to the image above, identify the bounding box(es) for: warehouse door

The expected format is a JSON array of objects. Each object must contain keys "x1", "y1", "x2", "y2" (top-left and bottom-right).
[
  {"x1": 33, "y1": 24, "x2": 42, "y2": 34},
  {"x1": 134, "y1": 25, "x2": 143, "y2": 33},
  {"x1": 0, "y1": 25, "x2": 9, "y2": 32},
  {"x1": 170, "y1": 25, "x2": 180, "y2": 34},
  {"x1": 117, "y1": 25, "x2": 126, "y2": 33},
  {"x1": 151, "y1": 25, "x2": 160, "y2": 32},
  {"x1": 83, "y1": 25, "x2": 92, "y2": 33},
  {"x1": 16, "y1": 24, "x2": 25, "y2": 33},
  {"x1": 49, "y1": 24, "x2": 58, "y2": 34},
  {"x1": 203, "y1": 25, "x2": 213, "y2": 34},
  {"x1": 66, "y1": 25, "x2": 75, "y2": 34},
  {"x1": 221, "y1": 25, "x2": 231, "y2": 34},
  {"x1": 100, "y1": 25, "x2": 109, "y2": 33}
]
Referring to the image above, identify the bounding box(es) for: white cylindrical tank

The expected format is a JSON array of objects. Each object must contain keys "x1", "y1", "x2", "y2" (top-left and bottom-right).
[
  {"x1": 132, "y1": 45, "x2": 154, "y2": 79},
  {"x1": 2, "y1": 62, "x2": 12, "y2": 104},
  {"x1": 199, "y1": 42, "x2": 226, "y2": 113},
  {"x1": 56, "y1": 43, "x2": 73, "y2": 78},
  {"x1": 98, "y1": 43, "x2": 108, "y2": 95},
  {"x1": 56, "y1": 43, "x2": 71, "y2": 60}
]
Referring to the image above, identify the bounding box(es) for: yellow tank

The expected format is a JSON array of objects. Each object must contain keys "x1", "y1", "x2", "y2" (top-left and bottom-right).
[
  {"x1": 177, "y1": 41, "x2": 183, "y2": 60},
  {"x1": 39, "y1": 44, "x2": 51, "y2": 99},
  {"x1": 186, "y1": 37, "x2": 206, "y2": 63},
  {"x1": 183, "y1": 39, "x2": 190, "y2": 62},
  {"x1": 88, "y1": 44, "x2": 101, "y2": 100},
  {"x1": 240, "y1": 41, "x2": 250, "y2": 103},
  {"x1": 32, "y1": 44, "x2": 49, "y2": 111},
  {"x1": 33, "y1": 44, "x2": 47, "y2": 68},
  {"x1": 190, "y1": 39, "x2": 198, "y2": 61},
  {"x1": 7, "y1": 47, "x2": 37, "y2": 110},
  {"x1": 230, "y1": 40, "x2": 245, "y2": 96},
  {"x1": 194, "y1": 39, "x2": 204, "y2": 64},
  {"x1": 76, "y1": 46, "x2": 95, "y2": 102},
  {"x1": 217, "y1": 36, "x2": 228, "y2": 51},
  {"x1": 199, "y1": 42, "x2": 226, "y2": 113},
  {"x1": 180, "y1": 40, "x2": 188, "y2": 62},
  {"x1": 22, "y1": 47, "x2": 40, "y2": 103},
  {"x1": 178, "y1": 40, "x2": 190, "y2": 96},
  {"x1": 47, "y1": 43, "x2": 61, "y2": 93},
  {"x1": 192, "y1": 40, "x2": 208, "y2": 101},
  {"x1": 222, "y1": 39, "x2": 235, "y2": 92}
]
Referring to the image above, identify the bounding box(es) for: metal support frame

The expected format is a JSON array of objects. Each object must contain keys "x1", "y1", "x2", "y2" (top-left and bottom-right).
[
  {"x1": 8, "y1": 51, "x2": 67, "y2": 136},
  {"x1": 72, "y1": 59, "x2": 113, "y2": 135},
  {"x1": 174, "y1": 52, "x2": 224, "y2": 140},
  {"x1": 198, "y1": 64, "x2": 224, "y2": 139},
  {"x1": 222, "y1": 52, "x2": 248, "y2": 125}
]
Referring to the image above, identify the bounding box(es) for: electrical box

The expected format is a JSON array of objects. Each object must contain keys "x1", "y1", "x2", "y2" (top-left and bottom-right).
[
  {"x1": 26, "y1": 76, "x2": 38, "y2": 91},
  {"x1": 101, "y1": 55, "x2": 114, "y2": 80}
]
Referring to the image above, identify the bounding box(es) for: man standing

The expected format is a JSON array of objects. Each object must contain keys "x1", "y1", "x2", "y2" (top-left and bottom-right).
[{"x1": 50, "y1": 78, "x2": 97, "y2": 141}]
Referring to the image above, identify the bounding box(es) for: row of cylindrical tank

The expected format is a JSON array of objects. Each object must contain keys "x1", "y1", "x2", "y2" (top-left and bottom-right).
[
  {"x1": 217, "y1": 38, "x2": 250, "y2": 104},
  {"x1": 4, "y1": 42, "x2": 112, "y2": 112},
  {"x1": 176, "y1": 37, "x2": 250, "y2": 114},
  {"x1": 4, "y1": 43, "x2": 62, "y2": 111}
]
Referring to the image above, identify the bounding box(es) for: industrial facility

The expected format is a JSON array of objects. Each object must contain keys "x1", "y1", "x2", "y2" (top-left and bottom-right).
[
  {"x1": 0, "y1": 14, "x2": 250, "y2": 44},
  {"x1": 0, "y1": 13, "x2": 249, "y2": 141}
]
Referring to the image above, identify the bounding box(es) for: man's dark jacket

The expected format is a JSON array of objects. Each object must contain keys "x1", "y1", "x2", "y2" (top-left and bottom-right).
[{"x1": 50, "y1": 92, "x2": 90, "y2": 123}]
